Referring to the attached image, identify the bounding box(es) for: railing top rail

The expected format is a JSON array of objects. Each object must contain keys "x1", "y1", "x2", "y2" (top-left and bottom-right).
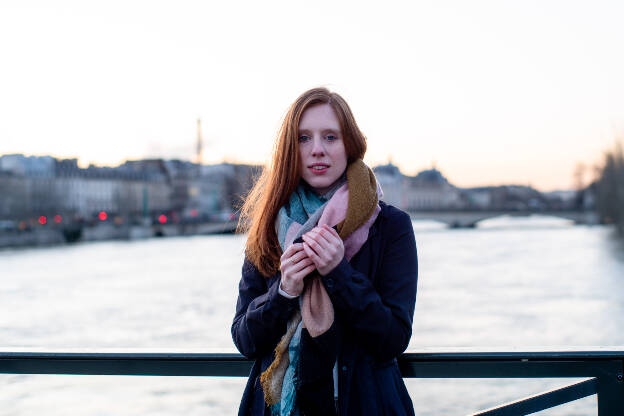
[
  {"x1": 3, "y1": 346, "x2": 621, "y2": 353},
  {"x1": 1, "y1": 349, "x2": 623, "y2": 361},
  {"x1": 402, "y1": 350, "x2": 624, "y2": 361}
]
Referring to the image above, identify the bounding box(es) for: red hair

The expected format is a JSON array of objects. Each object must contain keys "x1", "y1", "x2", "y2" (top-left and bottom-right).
[{"x1": 238, "y1": 87, "x2": 367, "y2": 277}]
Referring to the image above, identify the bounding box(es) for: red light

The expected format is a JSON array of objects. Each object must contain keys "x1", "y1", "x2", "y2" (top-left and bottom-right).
[
  {"x1": 158, "y1": 214, "x2": 167, "y2": 224},
  {"x1": 38, "y1": 216, "x2": 47, "y2": 225},
  {"x1": 54, "y1": 215, "x2": 63, "y2": 224},
  {"x1": 190, "y1": 209, "x2": 198, "y2": 217},
  {"x1": 98, "y1": 211, "x2": 108, "y2": 221}
]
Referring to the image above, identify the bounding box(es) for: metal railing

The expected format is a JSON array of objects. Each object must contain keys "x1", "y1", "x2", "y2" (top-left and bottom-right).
[{"x1": 1, "y1": 349, "x2": 623, "y2": 415}]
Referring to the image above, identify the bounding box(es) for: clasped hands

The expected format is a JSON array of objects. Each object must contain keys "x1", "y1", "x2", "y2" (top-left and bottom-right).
[{"x1": 279, "y1": 224, "x2": 344, "y2": 297}]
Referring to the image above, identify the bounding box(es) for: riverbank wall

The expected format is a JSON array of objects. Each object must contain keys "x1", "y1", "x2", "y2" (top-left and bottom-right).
[{"x1": 0, "y1": 221, "x2": 238, "y2": 249}]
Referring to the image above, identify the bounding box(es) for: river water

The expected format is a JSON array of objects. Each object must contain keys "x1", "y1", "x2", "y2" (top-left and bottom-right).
[{"x1": 1, "y1": 215, "x2": 623, "y2": 415}]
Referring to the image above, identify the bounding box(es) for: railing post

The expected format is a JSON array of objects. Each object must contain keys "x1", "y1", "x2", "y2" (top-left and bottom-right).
[{"x1": 596, "y1": 360, "x2": 624, "y2": 416}]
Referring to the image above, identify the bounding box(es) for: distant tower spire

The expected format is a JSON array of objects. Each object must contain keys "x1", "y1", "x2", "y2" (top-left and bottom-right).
[{"x1": 196, "y1": 117, "x2": 203, "y2": 165}]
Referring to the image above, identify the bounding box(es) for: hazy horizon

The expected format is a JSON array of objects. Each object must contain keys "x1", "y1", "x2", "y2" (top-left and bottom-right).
[{"x1": 0, "y1": 150, "x2": 589, "y2": 193}]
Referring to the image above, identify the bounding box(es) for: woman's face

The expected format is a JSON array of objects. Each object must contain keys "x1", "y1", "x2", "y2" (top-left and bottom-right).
[{"x1": 298, "y1": 103, "x2": 348, "y2": 195}]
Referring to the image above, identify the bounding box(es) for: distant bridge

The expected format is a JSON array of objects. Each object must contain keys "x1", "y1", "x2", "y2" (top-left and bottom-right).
[{"x1": 407, "y1": 210, "x2": 600, "y2": 228}]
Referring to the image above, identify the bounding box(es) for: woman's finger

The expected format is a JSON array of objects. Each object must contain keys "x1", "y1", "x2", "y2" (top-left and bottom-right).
[
  {"x1": 308, "y1": 227, "x2": 332, "y2": 247},
  {"x1": 291, "y1": 257, "x2": 313, "y2": 273},
  {"x1": 287, "y1": 249, "x2": 308, "y2": 265},
  {"x1": 281, "y1": 243, "x2": 303, "y2": 262},
  {"x1": 302, "y1": 241, "x2": 321, "y2": 264},
  {"x1": 304, "y1": 229, "x2": 332, "y2": 250},
  {"x1": 294, "y1": 263, "x2": 316, "y2": 279},
  {"x1": 302, "y1": 234, "x2": 324, "y2": 256},
  {"x1": 305, "y1": 229, "x2": 340, "y2": 263},
  {"x1": 322, "y1": 224, "x2": 341, "y2": 242},
  {"x1": 280, "y1": 244, "x2": 296, "y2": 260},
  {"x1": 318, "y1": 225, "x2": 341, "y2": 246}
]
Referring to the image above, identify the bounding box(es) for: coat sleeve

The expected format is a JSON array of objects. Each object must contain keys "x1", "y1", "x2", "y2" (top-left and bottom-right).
[
  {"x1": 321, "y1": 207, "x2": 418, "y2": 361},
  {"x1": 231, "y1": 258, "x2": 300, "y2": 359}
]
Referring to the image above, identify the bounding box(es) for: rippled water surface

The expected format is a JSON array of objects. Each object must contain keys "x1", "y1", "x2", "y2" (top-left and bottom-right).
[{"x1": 1, "y1": 215, "x2": 623, "y2": 415}]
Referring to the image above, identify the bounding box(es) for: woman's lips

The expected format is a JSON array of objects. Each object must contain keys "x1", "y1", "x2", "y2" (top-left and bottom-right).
[{"x1": 308, "y1": 164, "x2": 329, "y2": 175}]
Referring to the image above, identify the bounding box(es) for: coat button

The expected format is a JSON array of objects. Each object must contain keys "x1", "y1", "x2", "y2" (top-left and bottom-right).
[
  {"x1": 341, "y1": 365, "x2": 347, "y2": 372},
  {"x1": 325, "y1": 278, "x2": 334, "y2": 288}
]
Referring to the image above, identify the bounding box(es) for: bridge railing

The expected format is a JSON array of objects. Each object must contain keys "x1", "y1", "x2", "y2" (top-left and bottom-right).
[{"x1": 1, "y1": 349, "x2": 623, "y2": 415}]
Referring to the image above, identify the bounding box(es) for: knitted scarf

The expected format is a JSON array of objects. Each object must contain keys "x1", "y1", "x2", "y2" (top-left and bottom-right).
[{"x1": 261, "y1": 160, "x2": 382, "y2": 414}]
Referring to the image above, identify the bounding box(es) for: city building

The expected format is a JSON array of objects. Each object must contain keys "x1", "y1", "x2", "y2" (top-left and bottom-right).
[{"x1": 403, "y1": 167, "x2": 464, "y2": 211}]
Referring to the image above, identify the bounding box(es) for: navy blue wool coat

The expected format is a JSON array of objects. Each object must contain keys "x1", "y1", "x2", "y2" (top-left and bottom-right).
[{"x1": 232, "y1": 201, "x2": 418, "y2": 415}]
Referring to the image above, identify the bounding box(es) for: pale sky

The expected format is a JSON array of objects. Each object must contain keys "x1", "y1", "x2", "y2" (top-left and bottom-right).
[{"x1": 1, "y1": 0, "x2": 623, "y2": 191}]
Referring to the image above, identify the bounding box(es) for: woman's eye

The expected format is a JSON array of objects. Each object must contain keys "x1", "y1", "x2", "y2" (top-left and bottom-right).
[
  {"x1": 326, "y1": 135, "x2": 337, "y2": 141},
  {"x1": 298, "y1": 135, "x2": 310, "y2": 142}
]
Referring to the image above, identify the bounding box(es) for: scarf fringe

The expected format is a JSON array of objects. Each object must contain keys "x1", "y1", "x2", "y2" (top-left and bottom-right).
[{"x1": 260, "y1": 310, "x2": 302, "y2": 406}]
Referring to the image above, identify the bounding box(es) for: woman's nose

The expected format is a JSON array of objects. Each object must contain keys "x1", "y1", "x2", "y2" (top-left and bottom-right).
[{"x1": 311, "y1": 137, "x2": 325, "y2": 156}]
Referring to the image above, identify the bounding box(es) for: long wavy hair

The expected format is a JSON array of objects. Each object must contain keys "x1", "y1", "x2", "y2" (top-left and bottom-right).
[{"x1": 238, "y1": 87, "x2": 368, "y2": 277}]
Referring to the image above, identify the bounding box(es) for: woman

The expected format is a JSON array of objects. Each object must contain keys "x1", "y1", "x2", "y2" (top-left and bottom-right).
[{"x1": 232, "y1": 87, "x2": 418, "y2": 415}]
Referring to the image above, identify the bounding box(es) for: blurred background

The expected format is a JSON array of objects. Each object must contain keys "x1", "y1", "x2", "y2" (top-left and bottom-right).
[{"x1": 1, "y1": 0, "x2": 623, "y2": 415}]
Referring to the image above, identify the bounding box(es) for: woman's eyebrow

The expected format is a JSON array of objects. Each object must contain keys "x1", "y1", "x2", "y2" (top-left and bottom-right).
[{"x1": 298, "y1": 128, "x2": 340, "y2": 134}]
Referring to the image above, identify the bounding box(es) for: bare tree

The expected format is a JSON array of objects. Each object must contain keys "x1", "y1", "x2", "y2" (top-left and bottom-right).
[
  {"x1": 573, "y1": 162, "x2": 586, "y2": 191},
  {"x1": 596, "y1": 141, "x2": 624, "y2": 235}
]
